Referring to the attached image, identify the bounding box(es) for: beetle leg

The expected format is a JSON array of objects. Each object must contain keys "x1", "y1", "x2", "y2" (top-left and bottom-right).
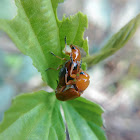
[
  {"x1": 65, "y1": 67, "x2": 68, "y2": 84},
  {"x1": 45, "y1": 64, "x2": 63, "y2": 71},
  {"x1": 68, "y1": 55, "x2": 76, "y2": 78},
  {"x1": 65, "y1": 67, "x2": 76, "y2": 85},
  {"x1": 56, "y1": 88, "x2": 80, "y2": 101},
  {"x1": 69, "y1": 63, "x2": 77, "y2": 78},
  {"x1": 50, "y1": 51, "x2": 67, "y2": 60},
  {"x1": 75, "y1": 61, "x2": 80, "y2": 73},
  {"x1": 59, "y1": 85, "x2": 66, "y2": 93},
  {"x1": 66, "y1": 80, "x2": 76, "y2": 85},
  {"x1": 56, "y1": 64, "x2": 63, "y2": 70}
]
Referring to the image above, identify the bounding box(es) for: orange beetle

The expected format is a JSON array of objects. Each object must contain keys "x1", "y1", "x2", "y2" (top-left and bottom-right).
[
  {"x1": 55, "y1": 61, "x2": 90, "y2": 101},
  {"x1": 46, "y1": 37, "x2": 90, "y2": 101},
  {"x1": 64, "y1": 36, "x2": 81, "y2": 62},
  {"x1": 75, "y1": 70, "x2": 90, "y2": 92},
  {"x1": 49, "y1": 38, "x2": 82, "y2": 79},
  {"x1": 56, "y1": 88, "x2": 79, "y2": 101},
  {"x1": 67, "y1": 44, "x2": 81, "y2": 78}
]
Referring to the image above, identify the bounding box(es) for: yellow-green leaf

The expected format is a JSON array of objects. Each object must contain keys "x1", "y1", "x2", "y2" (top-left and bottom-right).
[
  {"x1": 0, "y1": 91, "x2": 65, "y2": 140},
  {"x1": 0, "y1": 0, "x2": 88, "y2": 89},
  {"x1": 84, "y1": 13, "x2": 140, "y2": 67}
]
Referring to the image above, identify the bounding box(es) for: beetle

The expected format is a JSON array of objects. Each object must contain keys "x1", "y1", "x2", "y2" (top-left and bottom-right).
[
  {"x1": 46, "y1": 37, "x2": 90, "y2": 101},
  {"x1": 48, "y1": 59, "x2": 90, "y2": 101},
  {"x1": 55, "y1": 64, "x2": 90, "y2": 101},
  {"x1": 56, "y1": 87, "x2": 80, "y2": 101},
  {"x1": 49, "y1": 37, "x2": 82, "y2": 79}
]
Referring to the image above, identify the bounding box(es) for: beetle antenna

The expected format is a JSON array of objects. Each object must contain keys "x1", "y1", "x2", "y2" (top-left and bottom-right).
[
  {"x1": 50, "y1": 51, "x2": 56, "y2": 56},
  {"x1": 45, "y1": 68, "x2": 58, "y2": 71},
  {"x1": 50, "y1": 51, "x2": 66, "y2": 60},
  {"x1": 65, "y1": 36, "x2": 67, "y2": 45},
  {"x1": 45, "y1": 68, "x2": 51, "y2": 71}
]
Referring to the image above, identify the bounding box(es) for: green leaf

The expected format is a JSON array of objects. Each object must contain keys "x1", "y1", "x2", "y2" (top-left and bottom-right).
[
  {"x1": 0, "y1": 0, "x2": 88, "y2": 89},
  {"x1": 62, "y1": 97, "x2": 107, "y2": 140},
  {"x1": 83, "y1": 13, "x2": 140, "y2": 67},
  {"x1": 0, "y1": 91, "x2": 65, "y2": 140},
  {"x1": 0, "y1": 92, "x2": 106, "y2": 140},
  {"x1": 59, "y1": 12, "x2": 89, "y2": 55}
]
